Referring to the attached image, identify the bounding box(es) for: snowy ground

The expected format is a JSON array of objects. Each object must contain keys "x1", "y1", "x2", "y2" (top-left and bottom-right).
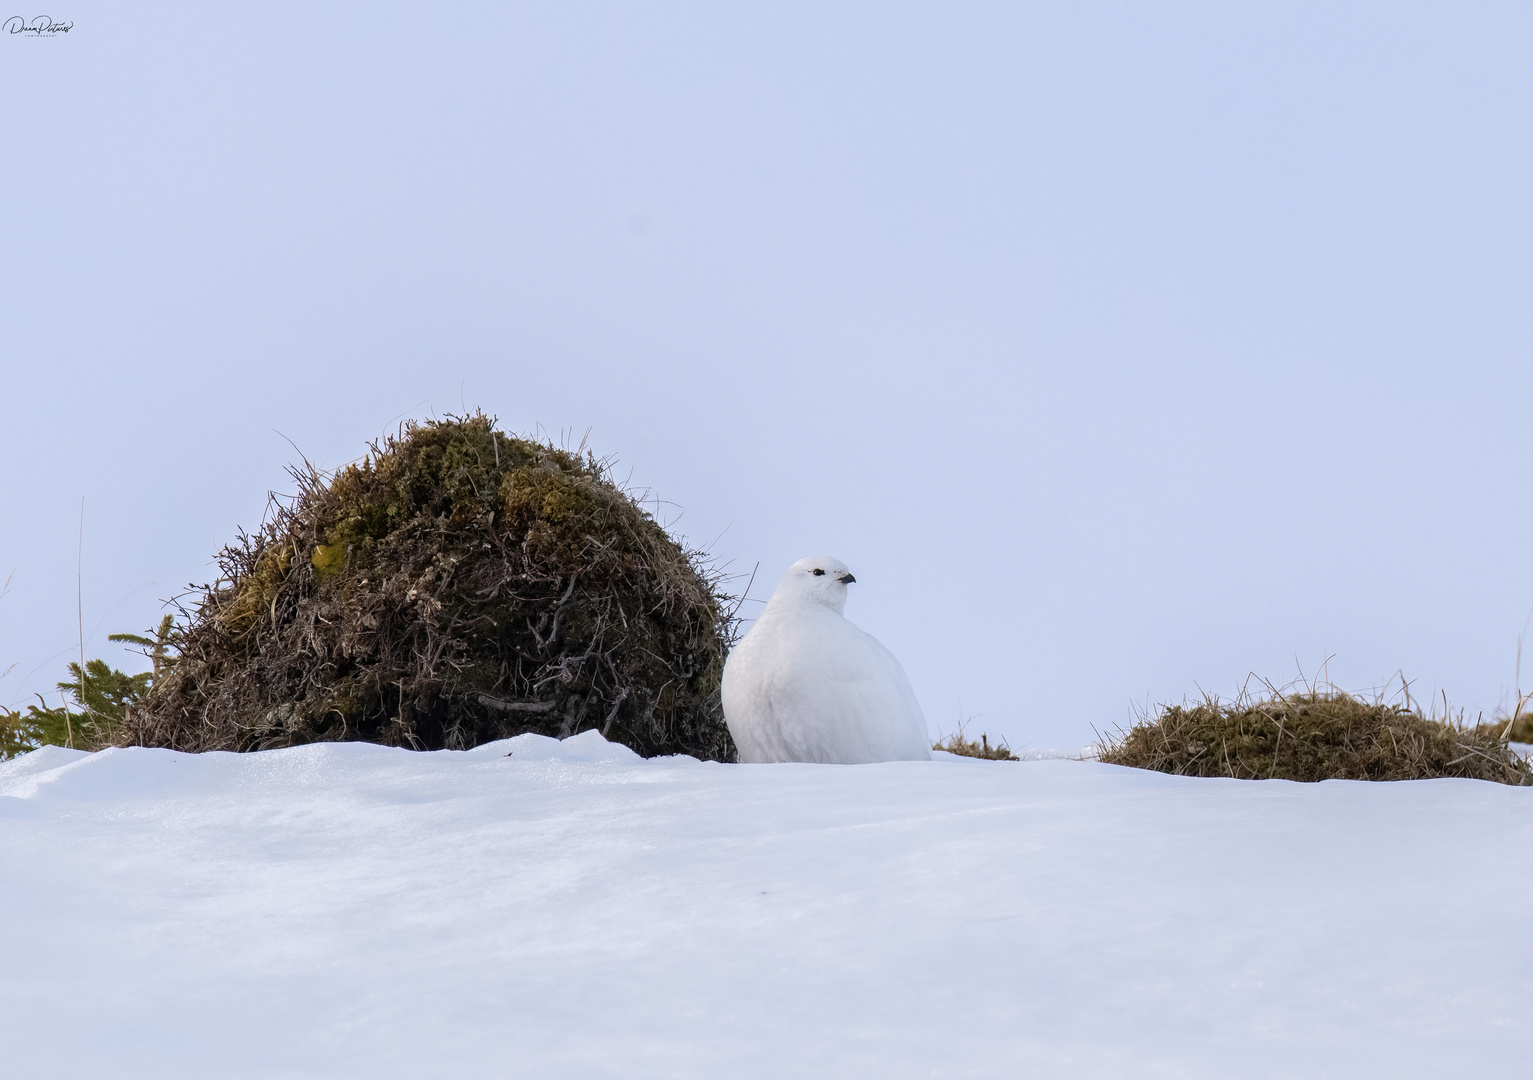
[{"x1": 2, "y1": 733, "x2": 1530, "y2": 1079}]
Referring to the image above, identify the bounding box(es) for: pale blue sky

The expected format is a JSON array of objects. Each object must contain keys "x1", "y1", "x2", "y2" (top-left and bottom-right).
[{"x1": 3, "y1": 3, "x2": 1530, "y2": 748}]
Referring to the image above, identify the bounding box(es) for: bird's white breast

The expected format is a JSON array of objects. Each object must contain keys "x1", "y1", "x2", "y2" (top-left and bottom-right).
[{"x1": 723, "y1": 603, "x2": 929, "y2": 764}]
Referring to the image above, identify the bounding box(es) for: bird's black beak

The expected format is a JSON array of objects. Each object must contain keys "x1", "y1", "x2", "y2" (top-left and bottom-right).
[{"x1": 838, "y1": 573, "x2": 856, "y2": 584}]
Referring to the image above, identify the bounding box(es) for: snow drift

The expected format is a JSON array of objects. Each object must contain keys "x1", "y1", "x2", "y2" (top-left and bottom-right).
[{"x1": 2, "y1": 733, "x2": 1530, "y2": 1078}]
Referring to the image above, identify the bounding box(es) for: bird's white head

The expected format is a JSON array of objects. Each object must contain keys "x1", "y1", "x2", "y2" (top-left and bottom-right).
[{"x1": 770, "y1": 555, "x2": 857, "y2": 614}]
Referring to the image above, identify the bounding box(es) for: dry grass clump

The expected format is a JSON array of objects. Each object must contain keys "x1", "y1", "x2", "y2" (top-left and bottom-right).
[
  {"x1": 1472, "y1": 675, "x2": 1533, "y2": 744},
  {"x1": 119, "y1": 413, "x2": 739, "y2": 760},
  {"x1": 1098, "y1": 683, "x2": 1532, "y2": 786},
  {"x1": 933, "y1": 721, "x2": 1019, "y2": 761},
  {"x1": 1474, "y1": 713, "x2": 1533, "y2": 744}
]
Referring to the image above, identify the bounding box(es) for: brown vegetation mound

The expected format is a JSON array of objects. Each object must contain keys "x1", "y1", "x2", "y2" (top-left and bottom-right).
[
  {"x1": 1098, "y1": 688, "x2": 1532, "y2": 786},
  {"x1": 119, "y1": 414, "x2": 738, "y2": 759}
]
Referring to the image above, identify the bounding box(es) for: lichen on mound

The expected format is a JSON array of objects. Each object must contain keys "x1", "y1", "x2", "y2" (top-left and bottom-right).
[
  {"x1": 121, "y1": 414, "x2": 739, "y2": 760},
  {"x1": 1098, "y1": 688, "x2": 1532, "y2": 786}
]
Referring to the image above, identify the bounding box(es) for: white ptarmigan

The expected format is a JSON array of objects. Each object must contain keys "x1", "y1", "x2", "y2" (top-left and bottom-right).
[{"x1": 722, "y1": 556, "x2": 931, "y2": 764}]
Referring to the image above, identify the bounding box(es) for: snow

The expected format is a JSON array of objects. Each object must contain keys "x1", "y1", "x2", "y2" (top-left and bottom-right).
[{"x1": 2, "y1": 732, "x2": 1530, "y2": 1078}]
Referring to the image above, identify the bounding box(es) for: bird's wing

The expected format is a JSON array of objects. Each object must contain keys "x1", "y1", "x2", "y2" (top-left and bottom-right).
[{"x1": 848, "y1": 627, "x2": 930, "y2": 756}]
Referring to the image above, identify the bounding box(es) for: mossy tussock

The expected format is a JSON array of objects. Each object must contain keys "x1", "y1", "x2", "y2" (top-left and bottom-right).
[
  {"x1": 1098, "y1": 687, "x2": 1532, "y2": 786},
  {"x1": 120, "y1": 414, "x2": 739, "y2": 759}
]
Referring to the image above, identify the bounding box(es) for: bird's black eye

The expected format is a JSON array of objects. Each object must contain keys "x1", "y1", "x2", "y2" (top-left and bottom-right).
[{"x1": 811, "y1": 568, "x2": 825, "y2": 576}]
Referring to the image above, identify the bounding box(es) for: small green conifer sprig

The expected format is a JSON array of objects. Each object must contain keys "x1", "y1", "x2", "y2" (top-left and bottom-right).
[{"x1": 0, "y1": 615, "x2": 179, "y2": 759}]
